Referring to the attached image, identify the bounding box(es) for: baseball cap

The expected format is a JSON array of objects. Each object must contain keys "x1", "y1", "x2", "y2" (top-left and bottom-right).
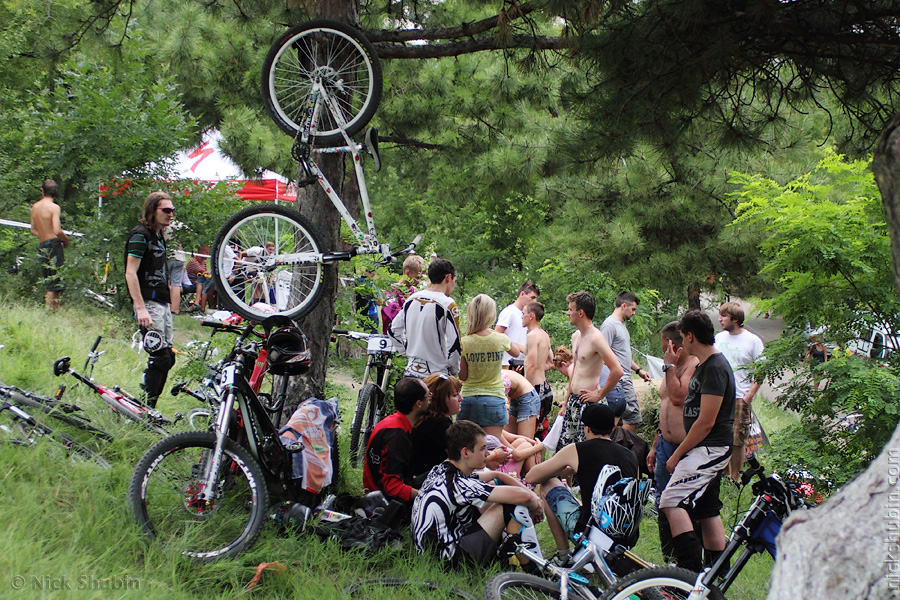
[{"x1": 581, "y1": 403, "x2": 615, "y2": 434}]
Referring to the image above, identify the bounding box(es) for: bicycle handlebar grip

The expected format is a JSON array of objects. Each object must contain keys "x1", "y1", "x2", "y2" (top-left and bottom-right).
[
  {"x1": 90, "y1": 336, "x2": 102, "y2": 353},
  {"x1": 411, "y1": 234, "x2": 422, "y2": 247},
  {"x1": 201, "y1": 320, "x2": 225, "y2": 328}
]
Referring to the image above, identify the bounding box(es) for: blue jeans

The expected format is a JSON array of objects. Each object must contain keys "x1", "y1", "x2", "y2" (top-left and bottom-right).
[
  {"x1": 459, "y1": 395, "x2": 508, "y2": 427},
  {"x1": 654, "y1": 436, "x2": 679, "y2": 506},
  {"x1": 546, "y1": 485, "x2": 582, "y2": 539}
]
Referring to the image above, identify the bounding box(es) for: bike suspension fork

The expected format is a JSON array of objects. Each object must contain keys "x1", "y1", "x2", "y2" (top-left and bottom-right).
[{"x1": 200, "y1": 366, "x2": 238, "y2": 502}]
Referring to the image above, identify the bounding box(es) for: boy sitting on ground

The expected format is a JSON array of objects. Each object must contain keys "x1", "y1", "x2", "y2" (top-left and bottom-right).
[
  {"x1": 525, "y1": 403, "x2": 640, "y2": 564},
  {"x1": 411, "y1": 420, "x2": 543, "y2": 568}
]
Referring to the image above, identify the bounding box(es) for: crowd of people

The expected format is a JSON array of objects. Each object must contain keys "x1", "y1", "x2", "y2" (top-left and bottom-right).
[
  {"x1": 31, "y1": 185, "x2": 766, "y2": 575},
  {"x1": 359, "y1": 254, "x2": 767, "y2": 574}
]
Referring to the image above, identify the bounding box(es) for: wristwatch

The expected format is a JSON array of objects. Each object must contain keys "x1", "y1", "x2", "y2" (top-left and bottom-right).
[{"x1": 662, "y1": 363, "x2": 676, "y2": 373}]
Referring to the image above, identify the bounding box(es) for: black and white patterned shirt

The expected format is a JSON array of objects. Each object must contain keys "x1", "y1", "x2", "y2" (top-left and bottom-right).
[{"x1": 411, "y1": 461, "x2": 493, "y2": 561}]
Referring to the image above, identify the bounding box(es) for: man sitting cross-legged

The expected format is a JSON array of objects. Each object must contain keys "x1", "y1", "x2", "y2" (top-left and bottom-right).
[
  {"x1": 412, "y1": 420, "x2": 544, "y2": 568},
  {"x1": 525, "y1": 403, "x2": 640, "y2": 565}
]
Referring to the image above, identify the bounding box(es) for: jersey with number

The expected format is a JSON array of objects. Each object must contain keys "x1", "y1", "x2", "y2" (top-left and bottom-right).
[{"x1": 389, "y1": 290, "x2": 461, "y2": 377}]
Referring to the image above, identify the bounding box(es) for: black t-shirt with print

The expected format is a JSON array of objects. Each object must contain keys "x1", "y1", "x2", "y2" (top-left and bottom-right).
[{"x1": 682, "y1": 352, "x2": 735, "y2": 447}]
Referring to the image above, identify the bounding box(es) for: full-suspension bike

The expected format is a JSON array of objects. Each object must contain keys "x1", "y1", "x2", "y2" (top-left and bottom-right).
[
  {"x1": 598, "y1": 457, "x2": 807, "y2": 600},
  {"x1": 128, "y1": 315, "x2": 339, "y2": 561},
  {"x1": 211, "y1": 19, "x2": 420, "y2": 322}
]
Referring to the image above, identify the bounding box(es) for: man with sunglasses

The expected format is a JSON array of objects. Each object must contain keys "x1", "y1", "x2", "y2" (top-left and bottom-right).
[{"x1": 125, "y1": 191, "x2": 177, "y2": 408}]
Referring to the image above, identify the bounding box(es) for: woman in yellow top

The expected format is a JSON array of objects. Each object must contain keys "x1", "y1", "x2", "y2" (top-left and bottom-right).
[{"x1": 458, "y1": 294, "x2": 523, "y2": 438}]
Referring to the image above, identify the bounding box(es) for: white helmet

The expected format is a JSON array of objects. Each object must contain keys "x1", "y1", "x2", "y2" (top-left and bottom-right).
[{"x1": 590, "y1": 464, "x2": 651, "y2": 544}]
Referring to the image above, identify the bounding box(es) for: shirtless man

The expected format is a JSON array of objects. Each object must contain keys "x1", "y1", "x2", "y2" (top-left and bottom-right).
[
  {"x1": 30, "y1": 179, "x2": 70, "y2": 312},
  {"x1": 647, "y1": 321, "x2": 699, "y2": 560},
  {"x1": 523, "y1": 301, "x2": 554, "y2": 438},
  {"x1": 555, "y1": 291, "x2": 624, "y2": 451}
]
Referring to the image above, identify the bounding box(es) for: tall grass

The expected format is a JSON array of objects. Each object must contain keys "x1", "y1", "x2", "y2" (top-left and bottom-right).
[{"x1": 0, "y1": 299, "x2": 782, "y2": 599}]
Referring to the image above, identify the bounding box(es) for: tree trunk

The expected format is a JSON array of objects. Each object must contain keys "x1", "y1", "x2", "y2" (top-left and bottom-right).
[
  {"x1": 767, "y1": 113, "x2": 900, "y2": 599},
  {"x1": 687, "y1": 285, "x2": 701, "y2": 311},
  {"x1": 284, "y1": 0, "x2": 360, "y2": 411}
]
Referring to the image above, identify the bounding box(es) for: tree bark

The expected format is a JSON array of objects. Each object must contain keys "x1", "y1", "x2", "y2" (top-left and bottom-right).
[{"x1": 766, "y1": 114, "x2": 900, "y2": 598}]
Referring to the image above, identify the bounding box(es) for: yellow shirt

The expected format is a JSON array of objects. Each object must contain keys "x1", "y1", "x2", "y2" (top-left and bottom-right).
[{"x1": 461, "y1": 331, "x2": 511, "y2": 398}]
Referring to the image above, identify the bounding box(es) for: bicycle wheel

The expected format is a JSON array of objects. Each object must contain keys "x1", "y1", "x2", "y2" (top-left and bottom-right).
[
  {"x1": 212, "y1": 204, "x2": 325, "y2": 321},
  {"x1": 0, "y1": 408, "x2": 111, "y2": 468},
  {"x1": 484, "y1": 572, "x2": 592, "y2": 600},
  {"x1": 128, "y1": 430, "x2": 269, "y2": 561},
  {"x1": 349, "y1": 383, "x2": 383, "y2": 466},
  {"x1": 262, "y1": 19, "x2": 383, "y2": 144},
  {"x1": 599, "y1": 566, "x2": 725, "y2": 600}
]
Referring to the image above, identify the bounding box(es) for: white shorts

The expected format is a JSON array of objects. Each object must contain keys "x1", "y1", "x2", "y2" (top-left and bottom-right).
[{"x1": 659, "y1": 445, "x2": 731, "y2": 517}]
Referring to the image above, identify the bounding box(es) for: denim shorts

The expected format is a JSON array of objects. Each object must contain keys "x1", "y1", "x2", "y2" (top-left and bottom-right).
[
  {"x1": 604, "y1": 384, "x2": 627, "y2": 418},
  {"x1": 508, "y1": 389, "x2": 541, "y2": 422},
  {"x1": 546, "y1": 485, "x2": 582, "y2": 539},
  {"x1": 459, "y1": 395, "x2": 508, "y2": 427}
]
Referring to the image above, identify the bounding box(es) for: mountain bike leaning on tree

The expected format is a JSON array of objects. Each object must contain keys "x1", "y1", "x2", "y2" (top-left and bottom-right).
[{"x1": 210, "y1": 19, "x2": 420, "y2": 322}]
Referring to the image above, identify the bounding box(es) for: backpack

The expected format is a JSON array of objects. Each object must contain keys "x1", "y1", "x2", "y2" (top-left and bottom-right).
[{"x1": 590, "y1": 464, "x2": 651, "y2": 547}]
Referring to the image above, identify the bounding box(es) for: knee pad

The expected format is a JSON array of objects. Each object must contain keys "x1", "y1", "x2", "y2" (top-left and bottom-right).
[{"x1": 148, "y1": 347, "x2": 175, "y2": 373}]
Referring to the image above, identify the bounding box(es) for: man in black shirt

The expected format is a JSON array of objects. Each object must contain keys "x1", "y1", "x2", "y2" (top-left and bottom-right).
[
  {"x1": 125, "y1": 191, "x2": 176, "y2": 408},
  {"x1": 658, "y1": 310, "x2": 735, "y2": 572},
  {"x1": 526, "y1": 403, "x2": 640, "y2": 561}
]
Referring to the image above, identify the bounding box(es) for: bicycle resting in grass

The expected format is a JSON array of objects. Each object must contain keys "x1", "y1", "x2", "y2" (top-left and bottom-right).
[
  {"x1": 411, "y1": 420, "x2": 543, "y2": 569},
  {"x1": 525, "y1": 403, "x2": 640, "y2": 566}
]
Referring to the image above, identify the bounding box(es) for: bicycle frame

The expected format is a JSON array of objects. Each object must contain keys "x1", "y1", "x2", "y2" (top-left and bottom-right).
[
  {"x1": 509, "y1": 525, "x2": 653, "y2": 599},
  {"x1": 198, "y1": 346, "x2": 298, "y2": 501},
  {"x1": 675, "y1": 460, "x2": 805, "y2": 599}
]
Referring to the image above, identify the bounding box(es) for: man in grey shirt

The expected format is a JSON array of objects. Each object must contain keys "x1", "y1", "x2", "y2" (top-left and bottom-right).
[{"x1": 600, "y1": 291, "x2": 652, "y2": 431}]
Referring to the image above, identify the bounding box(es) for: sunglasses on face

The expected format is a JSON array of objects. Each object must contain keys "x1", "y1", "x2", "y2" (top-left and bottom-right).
[{"x1": 159, "y1": 207, "x2": 176, "y2": 214}]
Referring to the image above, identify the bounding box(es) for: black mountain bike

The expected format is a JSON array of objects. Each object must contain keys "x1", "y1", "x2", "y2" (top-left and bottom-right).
[
  {"x1": 0, "y1": 396, "x2": 112, "y2": 469},
  {"x1": 599, "y1": 457, "x2": 807, "y2": 600},
  {"x1": 128, "y1": 317, "x2": 338, "y2": 561}
]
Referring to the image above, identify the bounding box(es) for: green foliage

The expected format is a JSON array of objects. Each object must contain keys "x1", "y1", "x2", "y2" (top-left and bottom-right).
[{"x1": 731, "y1": 151, "x2": 900, "y2": 489}]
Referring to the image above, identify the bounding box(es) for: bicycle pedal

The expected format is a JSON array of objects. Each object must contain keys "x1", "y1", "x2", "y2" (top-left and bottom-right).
[{"x1": 296, "y1": 175, "x2": 318, "y2": 187}]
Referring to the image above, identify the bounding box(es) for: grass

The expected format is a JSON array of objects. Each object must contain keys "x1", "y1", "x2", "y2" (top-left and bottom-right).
[{"x1": 0, "y1": 299, "x2": 789, "y2": 599}]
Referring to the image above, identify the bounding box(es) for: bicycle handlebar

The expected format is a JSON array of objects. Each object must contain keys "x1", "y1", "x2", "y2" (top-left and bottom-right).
[{"x1": 331, "y1": 329, "x2": 373, "y2": 341}]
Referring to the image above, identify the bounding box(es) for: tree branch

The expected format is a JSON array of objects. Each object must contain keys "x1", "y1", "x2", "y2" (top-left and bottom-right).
[
  {"x1": 364, "y1": 1, "x2": 539, "y2": 43},
  {"x1": 373, "y1": 35, "x2": 568, "y2": 59}
]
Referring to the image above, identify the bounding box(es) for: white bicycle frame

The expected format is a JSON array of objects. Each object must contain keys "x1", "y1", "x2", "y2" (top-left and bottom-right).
[{"x1": 227, "y1": 76, "x2": 401, "y2": 281}]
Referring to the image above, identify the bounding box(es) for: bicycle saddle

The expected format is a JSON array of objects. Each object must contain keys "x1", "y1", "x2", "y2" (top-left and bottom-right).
[
  {"x1": 53, "y1": 357, "x2": 71, "y2": 377},
  {"x1": 365, "y1": 127, "x2": 381, "y2": 172}
]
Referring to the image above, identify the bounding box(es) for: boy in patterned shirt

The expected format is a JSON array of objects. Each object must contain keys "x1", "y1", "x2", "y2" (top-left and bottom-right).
[{"x1": 411, "y1": 420, "x2": 543, "y2": 567}]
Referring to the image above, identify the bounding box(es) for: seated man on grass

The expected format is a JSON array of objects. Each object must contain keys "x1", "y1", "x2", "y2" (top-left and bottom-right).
[
  {"x1": 363, "y1": 377, "x2": 432, "y2": 506},
  {"x1": 412, "y1": 420, "x2": 544, "y2": 568},
  {"x1": 525, "y1": 403, "x2": 640, "y2": 564}
]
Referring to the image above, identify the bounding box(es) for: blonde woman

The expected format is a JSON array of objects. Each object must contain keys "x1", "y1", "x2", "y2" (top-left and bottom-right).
[{"x1": 458, "y1": 294, "x2": 521, "y2": 438}]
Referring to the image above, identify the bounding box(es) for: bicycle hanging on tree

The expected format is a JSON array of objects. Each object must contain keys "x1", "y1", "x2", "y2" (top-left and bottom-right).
[{"x1": 211, "y1": 19, "x2": 420, "y2": 322}]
